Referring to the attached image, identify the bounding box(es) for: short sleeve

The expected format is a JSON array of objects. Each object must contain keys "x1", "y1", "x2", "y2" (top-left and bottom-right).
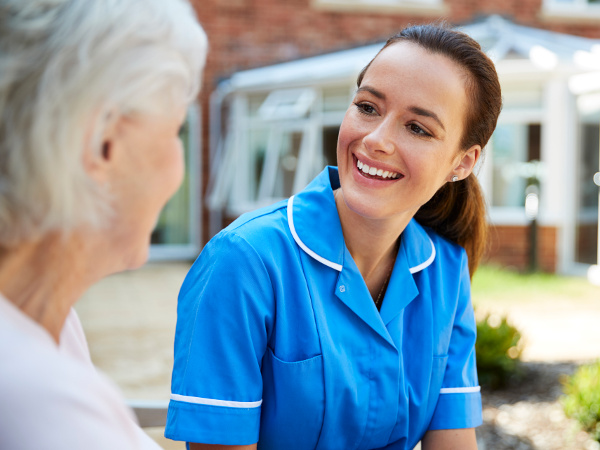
[
  {"x1": 428, "y1": 250, "x2": 482, "y2": 430},
  {"x1": 165, "y1": 231, "x2": 275, "y2": 445}
]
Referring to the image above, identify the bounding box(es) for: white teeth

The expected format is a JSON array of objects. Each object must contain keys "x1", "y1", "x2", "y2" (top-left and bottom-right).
[{"x1": 356, "y1": 158, "x2": 400, "y2": 180}]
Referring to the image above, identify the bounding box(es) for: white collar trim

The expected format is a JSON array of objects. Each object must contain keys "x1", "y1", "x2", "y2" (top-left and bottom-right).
[
  {"x1": 288, "y1": 195, "x2": 436, "y2": 274},
  {"x1": 409, "y1": 237, "x2": 436, "y2": 274}
]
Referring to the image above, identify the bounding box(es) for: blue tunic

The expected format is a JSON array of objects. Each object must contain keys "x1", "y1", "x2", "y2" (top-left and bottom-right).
[{"x1": 165, "y1": 167, "x2": 482, "y2": 449}]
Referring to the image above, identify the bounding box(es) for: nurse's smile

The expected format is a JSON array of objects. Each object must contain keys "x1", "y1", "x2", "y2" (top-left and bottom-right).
[{"x1": 355, "y1": 155, "x2": 403, "y2": 180}]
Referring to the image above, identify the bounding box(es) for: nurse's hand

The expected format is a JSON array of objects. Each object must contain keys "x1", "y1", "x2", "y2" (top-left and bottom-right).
[
  {"x1": 421, "y1": 428, "x2": 477, "y2": 450},
  {"x1": 189, "y1": 443, "x2": 257, "y2": 450}
]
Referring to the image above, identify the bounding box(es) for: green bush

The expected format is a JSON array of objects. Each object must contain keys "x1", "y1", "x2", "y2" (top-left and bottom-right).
[
  {"x1": 562, "y1": 361, "x2": 600, "y2": 441},
  {"x1": 475, "y1": 313, "x2": 523, "y2": 389}
]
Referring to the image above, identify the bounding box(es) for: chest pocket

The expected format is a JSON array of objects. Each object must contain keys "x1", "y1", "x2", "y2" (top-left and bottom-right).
[{"x1": 258, "y1": 348, "x2": 325, "y2": 449}]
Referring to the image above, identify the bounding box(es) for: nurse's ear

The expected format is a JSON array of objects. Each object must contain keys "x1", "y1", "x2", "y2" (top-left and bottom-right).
[{"x1": 449, "y1": 144, "x2": 481, "y2": 182}]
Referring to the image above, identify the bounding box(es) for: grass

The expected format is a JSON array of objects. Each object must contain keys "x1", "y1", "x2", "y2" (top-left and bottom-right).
[{"x1": 471, "y1": 265, "x2": 597, "y2": 305}]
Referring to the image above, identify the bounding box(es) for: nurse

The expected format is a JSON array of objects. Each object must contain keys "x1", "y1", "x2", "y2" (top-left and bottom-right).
[{"x1": 166, "y1": 23, "x2": 502, "y2": 450}]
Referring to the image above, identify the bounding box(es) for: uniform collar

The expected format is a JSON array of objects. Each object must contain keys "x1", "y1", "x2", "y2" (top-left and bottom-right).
[{"x1": 288, "y1": 166, "x2": 436, "y2": 275}]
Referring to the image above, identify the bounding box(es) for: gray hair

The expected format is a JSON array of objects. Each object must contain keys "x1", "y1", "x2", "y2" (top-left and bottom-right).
[{"x1": 0, "y1": 0, "x2": 208, "y2": 246}]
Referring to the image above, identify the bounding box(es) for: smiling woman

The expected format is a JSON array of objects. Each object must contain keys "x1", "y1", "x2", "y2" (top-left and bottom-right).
[{"x1": 166, "y1": 23, "x2": 501, "y2": 450}]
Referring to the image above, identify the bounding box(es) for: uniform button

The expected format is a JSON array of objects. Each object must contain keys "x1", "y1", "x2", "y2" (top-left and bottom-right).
[{"x1": 339, "y1": 285, "x2": 346, "y2": 293}]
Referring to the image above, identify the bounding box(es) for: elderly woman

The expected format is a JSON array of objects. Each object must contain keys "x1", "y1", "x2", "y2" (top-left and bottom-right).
[
  {"x1": 166, "y1": 24, "x2": 502, "y2": 449},
  {"x1": 0, "y1": 0, "x2": 206, "y2": 448}
]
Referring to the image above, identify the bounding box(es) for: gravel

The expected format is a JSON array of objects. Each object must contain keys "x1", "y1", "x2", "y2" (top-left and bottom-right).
[{"x1": 477, "y1": 361, "x2": 600, "y2": 450}]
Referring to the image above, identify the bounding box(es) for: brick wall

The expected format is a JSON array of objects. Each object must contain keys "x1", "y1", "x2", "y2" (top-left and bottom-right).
[{"x1": 484, "y1": 224, "x2": 558, "y2": 272}]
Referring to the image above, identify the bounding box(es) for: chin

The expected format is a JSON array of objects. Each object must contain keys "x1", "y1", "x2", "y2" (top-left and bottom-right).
[{"x1": 342, "y1": 188, "x2": 392, "y2": 220}]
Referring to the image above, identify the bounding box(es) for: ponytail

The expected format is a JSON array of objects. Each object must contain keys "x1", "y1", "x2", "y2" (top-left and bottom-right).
[{"x1": 415, "y1": 173, "x2": 487, "y2": 278}]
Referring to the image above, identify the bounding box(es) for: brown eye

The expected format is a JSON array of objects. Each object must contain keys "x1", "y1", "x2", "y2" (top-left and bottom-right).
[
  {"x1": 354, "y1": 102, "x2": 376, "y2": 115},
  {"x1": 409, "y1": 123, "x2": 432, "y2": 137}
]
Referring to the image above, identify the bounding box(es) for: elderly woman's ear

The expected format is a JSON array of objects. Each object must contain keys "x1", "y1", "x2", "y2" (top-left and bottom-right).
[{"x1": 82, "y1": 119, "x2": 120, "y2": 183}]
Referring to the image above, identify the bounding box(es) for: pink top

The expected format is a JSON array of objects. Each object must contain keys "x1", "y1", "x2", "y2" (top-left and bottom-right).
[{"x1": 0, "y1": 293, "x2": 160, "y2": 449}]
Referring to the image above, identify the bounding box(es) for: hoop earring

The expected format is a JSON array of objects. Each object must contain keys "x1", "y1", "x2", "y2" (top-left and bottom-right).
[{"x1": 451, "y1": 175, "x2": 459, "y2": 182}]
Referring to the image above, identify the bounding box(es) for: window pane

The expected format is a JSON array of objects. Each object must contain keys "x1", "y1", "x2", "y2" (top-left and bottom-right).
[
  {"x1": 248, "y1": 128, "x2": 269, "y2": 201},
  {"x1": 491, "y1": 124, "x2": 529, "y2": 207},
  {"x1": 580, "y1": 124, "x2": 600, "y2": 209},
  {"x1": 323, "y1": 87, "x2": 351, "y2": 112},
  {"x1": 322, "y1": 127, "x2": 339, "y2": 166},
  {"x1": 273, "y1": 132, "x2": 302, "y2": 198},
  {"x1": 248, "y1": 93, "x2": 269, "y2": 119},
  {"x1": 576, "y1": 124, "x2": 599, "y2": 264}
]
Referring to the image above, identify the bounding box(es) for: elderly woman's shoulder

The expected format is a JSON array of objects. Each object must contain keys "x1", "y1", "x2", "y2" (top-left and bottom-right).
[{"x1": 0, "y1": 330, "x2": 153, "y2": 449}]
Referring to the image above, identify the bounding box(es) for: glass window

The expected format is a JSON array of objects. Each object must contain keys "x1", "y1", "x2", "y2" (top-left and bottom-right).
[
  {"x1": 545, "y1": 0, "x2": 600, "y2": 8},
  {"x1": 322, "y1": 87, "x2": 352, "y2": 113},
  {"x1": 273, "y1": 131, "x2": 302, "y2": 198},
  {"x1": 490, "y1": 123, "x2": 541, "y2": 208},
  {"x1": 575, "y1": 123, "x2": 599, "y2": 264},
  {"x1": 208, "y1": 85, "x2": 351, "y2": 215}
]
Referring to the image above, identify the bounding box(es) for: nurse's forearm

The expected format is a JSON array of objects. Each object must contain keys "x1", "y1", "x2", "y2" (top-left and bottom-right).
[
  {"x1": 421, "y1": 428, "x2": 477, "y2": 450},
  {"x1": 189, "y1": 443, "x2": 257, "y2": 450}
]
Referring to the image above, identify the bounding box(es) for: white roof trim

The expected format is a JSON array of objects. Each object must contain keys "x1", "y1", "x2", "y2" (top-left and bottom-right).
[
  {"x1": 439, "y1": 386, "x2": 481, "y2": 394},
  {"x1": 409, "y1": 237, "x2": 436, "y2": 274},
  {"x1": 170, "y1": 393, "x2": 262, "y2": 408},
  {"x1": 220, "y1": 16, "x2": 600, "y2": 94},
  {"x1": 287, "y1": 196, "x2": 343, "y2": 272}
]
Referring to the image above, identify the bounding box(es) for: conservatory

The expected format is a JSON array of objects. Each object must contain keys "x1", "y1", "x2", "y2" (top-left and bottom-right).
[{"x1": 207, "y1": 15, "x2": 600, "y2": 274}]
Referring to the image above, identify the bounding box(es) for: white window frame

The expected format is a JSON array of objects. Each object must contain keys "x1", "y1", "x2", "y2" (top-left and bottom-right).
[
  {"x1": 311, "y1": 0, "x2": 447, "y2": 15},
  {"x1": 208, "y1": 84, "x2": 356, "y2": 218},
  {"x1": 149, "y1": 104, "x2": 202, "y2": 260},
  {"x1": 542, "y1": 0, "x2": 600, "y2": 22},
  {"x1": 482, "y1": 108, "x2": 545, "y2": 226}
]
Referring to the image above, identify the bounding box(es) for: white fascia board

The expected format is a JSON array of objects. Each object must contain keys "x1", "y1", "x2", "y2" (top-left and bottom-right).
[{"x1": 228, "y1": 44, "x2": 382, "y2": 92}]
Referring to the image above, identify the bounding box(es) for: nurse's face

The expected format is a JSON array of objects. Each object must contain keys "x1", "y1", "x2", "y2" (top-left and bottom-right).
[{"x1": 336, "y1": 41, "x2": 480, "y2": 222}]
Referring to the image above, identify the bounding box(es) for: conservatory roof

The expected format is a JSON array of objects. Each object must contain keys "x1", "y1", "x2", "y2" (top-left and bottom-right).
[{"x1": 224, "y1": 15, "x2": 600, "y2": 92}]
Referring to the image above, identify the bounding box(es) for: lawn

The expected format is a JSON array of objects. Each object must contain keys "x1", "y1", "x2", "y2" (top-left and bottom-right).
[{"x1": 471, "y1": 265, "x2": 598, "y2": 306}]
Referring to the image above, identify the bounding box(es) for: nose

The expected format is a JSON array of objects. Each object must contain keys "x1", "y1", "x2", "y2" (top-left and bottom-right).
[{"x1": 362, "y1": 118, "x2": 397, "y2": 155}]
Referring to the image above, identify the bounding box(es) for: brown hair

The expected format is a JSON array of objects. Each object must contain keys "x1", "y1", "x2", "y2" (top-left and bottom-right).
[{"x1": 357, "y1": 23, "x2": 502, "y2": 277}]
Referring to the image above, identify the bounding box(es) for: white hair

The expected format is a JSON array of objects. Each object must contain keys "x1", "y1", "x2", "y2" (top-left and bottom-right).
[{"x1": 0, "y1": 0, "x2": 208, "y2": 246}]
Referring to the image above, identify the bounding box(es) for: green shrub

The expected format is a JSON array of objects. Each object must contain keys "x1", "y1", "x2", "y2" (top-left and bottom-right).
[
  {"x1": 475, "y1": 313, "x2": 523, "y2": 389},
  {"x1": 562, "y1": 361, "x2": 600, "y2": 441}
]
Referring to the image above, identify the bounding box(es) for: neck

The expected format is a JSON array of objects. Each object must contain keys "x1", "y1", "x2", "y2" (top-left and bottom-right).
[
  {"x1": 0, "y1": 232, "x2": 104, "y2": 344},
  {"x1": 334, "y1": 188, "x2": 411, "y2": 296}
]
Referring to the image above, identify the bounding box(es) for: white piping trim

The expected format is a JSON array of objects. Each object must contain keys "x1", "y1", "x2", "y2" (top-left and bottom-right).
[
  {"x1": 287, "y1": 196, "x2": 343, "y2": 272},
  {"x1": 170, "y1": 393, "x2": 262, "y2": 408},
  {"x1": 439, "y1": 386, "x2": 481, "y2": 394},
  {"x1": 409, "y1": 236, "x2": 436, "y2": 274}
]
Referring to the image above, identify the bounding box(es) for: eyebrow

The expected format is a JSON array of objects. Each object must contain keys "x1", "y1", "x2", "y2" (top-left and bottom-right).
[
  {"x1": 357, "y1": 85, "x2": 446, "y2": 132},
  {"x1": 409, "y1": 106, "x2": 446, "y2": 132},
  {"x1": 357, "y1": 86, "x2": 385, "y2": 99}
]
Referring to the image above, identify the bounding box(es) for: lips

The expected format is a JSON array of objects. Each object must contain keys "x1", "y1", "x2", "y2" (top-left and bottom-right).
[{"x1": 356, "y1": 157, "x2": 403, "y2": 180}]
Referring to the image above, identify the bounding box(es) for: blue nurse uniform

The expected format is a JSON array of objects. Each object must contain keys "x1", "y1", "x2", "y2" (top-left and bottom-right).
[{"x1": 165, "y1": 167, "x2": 482, "y2": 449}]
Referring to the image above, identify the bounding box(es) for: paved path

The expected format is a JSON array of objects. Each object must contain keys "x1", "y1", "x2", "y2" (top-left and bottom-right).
[{"x1": 75, "y1": 262, "x2": 600, "y2": 449}]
